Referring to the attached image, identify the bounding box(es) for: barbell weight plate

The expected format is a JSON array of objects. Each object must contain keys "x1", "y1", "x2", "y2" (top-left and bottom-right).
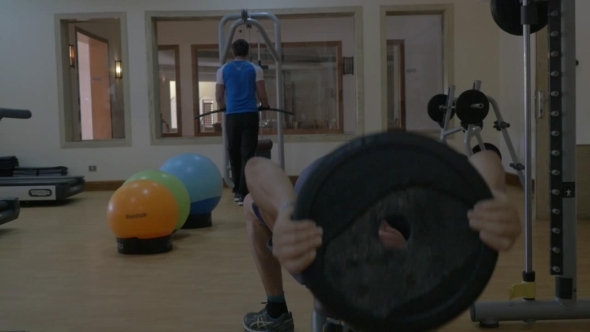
[
  {"x1": 491, "y1": 0, "x2": 548, "y2": 36},
  {"x1": 427, "y1": 94, "x2": 455, "y2": 125},
  {"x1": 455, "y1": 90, "x2": 490, "y2": 125},
  {"x1": 473, "y1": 142, "x2": 502, "y2": 160},
  {"x1": 292, "y1": 131, "x2": 498, "y2": 332}
]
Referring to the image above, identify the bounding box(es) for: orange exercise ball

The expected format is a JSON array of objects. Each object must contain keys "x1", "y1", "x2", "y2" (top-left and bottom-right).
[{"x1": 107, "y1": 179, "x2": 179, "y2": 255}]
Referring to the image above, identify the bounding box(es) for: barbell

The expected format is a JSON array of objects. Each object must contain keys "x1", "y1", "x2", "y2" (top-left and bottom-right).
[
  {"x1": 427, "y1": 89, "x2": 490, "y2": 127},
  {"x1": 194, "y1": 106, "x2": 294, "y2": 120},
  {"x1": 491, "y1": 0, "x2": 548, "y2": 36}
]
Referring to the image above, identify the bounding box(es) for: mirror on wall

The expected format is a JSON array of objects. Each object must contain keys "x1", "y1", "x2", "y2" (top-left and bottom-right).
[
  {"x1": 150, "y1": 12, "x2": 358, "y2": 138},
  {"x1": 59, "y1": 17, "x2": 126, "y2": 143}
]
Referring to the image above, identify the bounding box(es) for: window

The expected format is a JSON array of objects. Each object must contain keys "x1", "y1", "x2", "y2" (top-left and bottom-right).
[
  {"x1": 383, "y1": 11, "x2": 447, "y2": 133},
  {"x1": 158, "y1": 45, "x2": 182, "y2": 137},
  {"x1": 191, "y1": 41, "x2": 344, "y2": 136},
  {"x1": 148, "y1": 10, "x2": 361, "y2": 141},
  {"x1": 56, "y1": 14, "x2": 130, "y2": 147}
]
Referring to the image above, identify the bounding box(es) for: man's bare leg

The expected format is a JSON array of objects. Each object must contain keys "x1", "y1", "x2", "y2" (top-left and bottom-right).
[
  {"x1": 468, "y1": 150, "x2": 507, "y2": 193},
  {"x1": 468, "y1": 150, "x2": 521, "y2": 251},
  {"x1": 243, "y1": 194, "x2": 284, "y2": 298},
  {"x1": 245, "y1": 157, "x2": 298, "y2": 216},
  {"x1": 242, "y1": 157, "x2": 300, "y2": 327}
]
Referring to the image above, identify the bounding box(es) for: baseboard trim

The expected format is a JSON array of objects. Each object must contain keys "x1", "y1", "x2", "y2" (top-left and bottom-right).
[
  {"x1": 87, "y1": 178, "x2": 298, "y2": 192},
  {"x1": 85, "y1": 181, "x2": 124, "y2": 191},
  {"x1": 86, "y1": 174, "x2": 525, "y2": 192},
  {"x1": 506, "y1": 173, "x2": 534, "y2": 190},
  {"x1": 506, "y1": 173, "x2": 521, "y2": 188}
]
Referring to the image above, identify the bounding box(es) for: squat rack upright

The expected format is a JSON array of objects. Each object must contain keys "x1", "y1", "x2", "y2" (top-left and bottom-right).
[{"x1": 471, "y1": 0, "x2": 590, "y2": 325}]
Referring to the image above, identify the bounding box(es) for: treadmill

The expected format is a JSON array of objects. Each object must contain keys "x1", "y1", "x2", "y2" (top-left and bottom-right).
[
  {"x1": 0, "y1": 108, "x2": 85, "y2": 202},
  {"x1": 0, "y1": 197, "x2": 19, "y2": 225}
]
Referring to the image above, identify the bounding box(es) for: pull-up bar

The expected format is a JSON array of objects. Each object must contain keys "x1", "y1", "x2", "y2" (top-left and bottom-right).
[{"x1": 218, "y1": 9, "x2": 285, "y2": 189}]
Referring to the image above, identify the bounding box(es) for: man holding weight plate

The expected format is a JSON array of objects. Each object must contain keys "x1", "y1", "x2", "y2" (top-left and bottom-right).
[{"x1": 241, "y1": 148, "x2": 521, "y2": 332}]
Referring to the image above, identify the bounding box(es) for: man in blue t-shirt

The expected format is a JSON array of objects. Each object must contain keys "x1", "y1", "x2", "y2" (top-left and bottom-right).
[
  {"x1": 240, "y1": 148, "x2": 521, "y2": 332},
  {"x1": 216, "y1": 39, "x2": 270, "y2": 205}
]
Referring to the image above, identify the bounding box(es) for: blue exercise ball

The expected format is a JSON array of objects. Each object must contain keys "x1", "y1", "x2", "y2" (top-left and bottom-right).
[{"x1": 160, "y1": 153, "x2": 223, "y2": 228}]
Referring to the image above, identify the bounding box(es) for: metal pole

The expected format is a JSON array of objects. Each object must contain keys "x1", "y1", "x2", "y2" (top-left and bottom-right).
[
  {"x1": 440, "y1": 85, "x2": 455, "y2": 144},
  {"x1": 273, "y1": 16, "x2": 285, "y2": 170},
  {"x1": 473, "y1": 80, "x2": 482, "y2": 90},
  {"x1": 488, "y1": 97, "x2": 525, "y2": 186},
  {"x1": 522, "y1": 0, "x2": 534, "y2": 277}
]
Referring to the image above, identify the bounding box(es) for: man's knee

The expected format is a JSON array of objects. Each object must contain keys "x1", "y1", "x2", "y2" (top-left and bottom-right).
[
  {"x1": 469, "y1": 149, "x2": 502, "y2": 166},
  {"x1": 243, "y1": 194, "x2": 256, "y2": 220},
  {"x1": 468, "y1": 149, "x2": 506, "y2": 191},
  {"x1": 244, "y1": 157, "x2": 268, "y2": 180}
]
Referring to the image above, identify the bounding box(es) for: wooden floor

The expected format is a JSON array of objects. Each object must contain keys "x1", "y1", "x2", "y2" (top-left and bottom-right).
[{"x1": 1, "y1": 187, "x2": 590, "y2": 332}]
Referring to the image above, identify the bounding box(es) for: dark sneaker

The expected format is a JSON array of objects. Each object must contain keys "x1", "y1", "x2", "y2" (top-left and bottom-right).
[
  {"x1": 243, "y1": 307, "x2": 294, "y2": 332},
  {"x1": 234, "y1": 193, "x2": 240, "y2": 202}
]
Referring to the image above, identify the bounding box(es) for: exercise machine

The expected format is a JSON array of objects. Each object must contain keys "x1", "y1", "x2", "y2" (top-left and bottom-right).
[
  {"x1": 0, "y1": 197, "x2": 19, "y2": 226},
  {"x1": 429, "y1": 80, "x2": 525, "y2": 186},
  {"x1": 217, "y1": 9, "x2": 286, "y2": 188},
  {"x1": 0, "y1": 108, "x2": 85, "y2": 202},
  {"x1": 471, "y1": 0, "x2": 590, "y2": 326}
]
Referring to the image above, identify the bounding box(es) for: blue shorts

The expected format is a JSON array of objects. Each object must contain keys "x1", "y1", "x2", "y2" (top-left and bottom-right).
[{"x1": 252, "y1": 202, "x2": 306, "y2": 285}]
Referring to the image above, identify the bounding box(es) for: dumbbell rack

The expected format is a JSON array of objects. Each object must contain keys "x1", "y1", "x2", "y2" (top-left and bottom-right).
[
  {"x1": 471, "y1": 0, "x2": 590, "y2": 326},
  {"x1": 431, "y1": 81, "x2": 525, "y2": 186}
]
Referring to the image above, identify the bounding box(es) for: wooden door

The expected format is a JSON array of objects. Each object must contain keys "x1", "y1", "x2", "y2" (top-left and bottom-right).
[
  {"x1": 77, "y1": 30, "x2": 112, "y2": 140},
  {"x1": 386, "y1": 40, "x2": 406, "y2": 131}
]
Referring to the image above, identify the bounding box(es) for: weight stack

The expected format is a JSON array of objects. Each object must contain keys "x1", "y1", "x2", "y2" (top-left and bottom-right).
[{"x1": 256, "y1": 139, "x2": 273, "y2": 159}]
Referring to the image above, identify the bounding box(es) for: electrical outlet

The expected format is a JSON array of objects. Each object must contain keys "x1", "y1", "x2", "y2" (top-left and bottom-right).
[{"x1": 89, "y1": 165, "x2": 97, "y2": 172}]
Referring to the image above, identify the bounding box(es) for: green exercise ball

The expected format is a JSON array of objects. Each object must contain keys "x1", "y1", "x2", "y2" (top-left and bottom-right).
[{"x1": 125, "y1": 170, "x2": 190, "y2": 230}]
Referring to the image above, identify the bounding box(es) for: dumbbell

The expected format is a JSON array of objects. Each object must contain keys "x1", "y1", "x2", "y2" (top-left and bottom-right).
[
  {"x1": 455, "y1": 89, "x2": 490, "y2": 126},
  {"x1": 427, "y1": 94, "x2": 455, "y2": 128}
]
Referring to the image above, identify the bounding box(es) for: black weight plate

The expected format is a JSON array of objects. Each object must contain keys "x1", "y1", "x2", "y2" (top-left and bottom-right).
[
  {"x1": 455, "y1": 90, "x2": 490, "y2": 125},
  {"x1": 473, "y1": 142, "x2": 502, "y2": 160},
  {"x1": 427, "y1": 94, "x2": 455, "y2": 124},
  {"x1": 292, "y1": 132, "x2": 498, "y2": 332},
  {"x1": 491, "y1": 0, "x2": 548, "y2": 36}
]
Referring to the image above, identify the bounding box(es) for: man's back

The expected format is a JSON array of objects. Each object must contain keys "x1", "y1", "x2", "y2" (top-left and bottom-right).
[{"x1": 217, "y1": 60, "x2": 263, "y2": 114}]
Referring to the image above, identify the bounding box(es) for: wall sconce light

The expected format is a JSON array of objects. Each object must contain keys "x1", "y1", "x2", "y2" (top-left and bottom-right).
[
  {"x1": 343, "y1": 57, "x2": 354, "y2": 75},
  {"x1": 69, "y1": 44, "x2": 76, "y2": 68},
  {"x1": 115, "y1": 60, "x2": 122, "y2": 79}
]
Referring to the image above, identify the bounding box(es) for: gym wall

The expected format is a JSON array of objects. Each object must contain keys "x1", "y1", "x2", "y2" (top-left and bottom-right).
[{"x1": 0, "y1": 0, "x2": 502, "y2": 182}]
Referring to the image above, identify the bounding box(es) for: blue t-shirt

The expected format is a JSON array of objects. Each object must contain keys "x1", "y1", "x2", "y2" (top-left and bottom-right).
[{"x1": 216, "y1": 60, "x2": 263, "y2": 115}]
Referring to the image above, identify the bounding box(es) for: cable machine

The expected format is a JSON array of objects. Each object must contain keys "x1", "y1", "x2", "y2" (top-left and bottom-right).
[{"x1": 218, "y1": 10, "x2": 286, "y2": 188}]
